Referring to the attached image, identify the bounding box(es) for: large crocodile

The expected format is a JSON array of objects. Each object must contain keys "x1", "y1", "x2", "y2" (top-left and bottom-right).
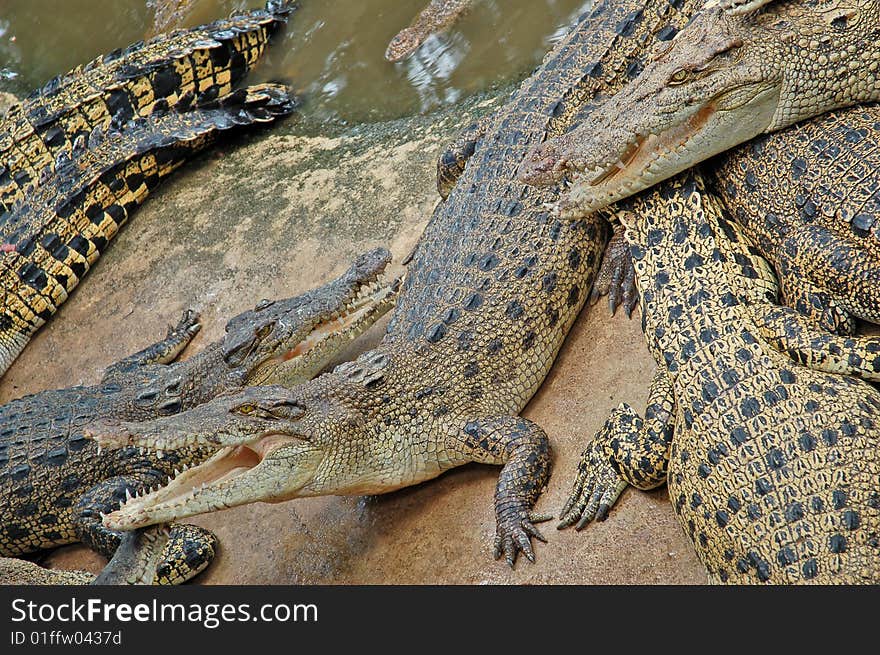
[
  {"x1": 385, "y1": 0, "x2": 475, "y2": 62},
  {"x1": 85, "y1": 0, "x2": 708, "y2": 568},
  {"x1": 0, "y1": 249, "x2": 397, "y2": 583},
  {"x1": 557, "y1": 173, "x2": 880, "y2": 583},
  {"x1": 518, "y1": 0, "x2": 880, "y2": 218},
  {"x1": 0, "y1": 1, "x2": 295, "y2": 377}
]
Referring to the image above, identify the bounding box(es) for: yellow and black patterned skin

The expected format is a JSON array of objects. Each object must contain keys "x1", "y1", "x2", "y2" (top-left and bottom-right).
[
  {"x1": 560, "y1": 174, "x2": 880, "y2": 583},
  {"x1": 0, "y1": 1, "x2": 295, "y2": 376},
  {"x1": 711, "y1": 104, "x2": 880, "y2": 335},
  {"x1": 596, "y1": 101, "x2": 880, "y2": 335}
]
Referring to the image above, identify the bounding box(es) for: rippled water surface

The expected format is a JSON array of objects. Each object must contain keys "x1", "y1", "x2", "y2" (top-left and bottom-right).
[{"x1": 0, "y1": 0, "x2": 592, "y2": 123}]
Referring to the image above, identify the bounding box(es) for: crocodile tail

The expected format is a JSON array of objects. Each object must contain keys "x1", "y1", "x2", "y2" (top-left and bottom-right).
[
  {"x1": 0, "y1": 83, "x2": 296, "y2": 378},
  {"x1": 0, "y1": 1, "x2": 296, "y2": 211}
]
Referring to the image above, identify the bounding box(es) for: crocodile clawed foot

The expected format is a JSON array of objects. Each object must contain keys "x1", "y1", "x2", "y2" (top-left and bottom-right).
[
  {"x1": 557, "y1": 440, "x2": 627, "y2": 530},
  {"x1": 169, "y1": 309, "x2": 201, "y2": 339},
  {"x1": 594, "y1": 224, "x2": 638, "y2": 317},
  {"x1": 493, "y1": 511, "x2": 552, "y2": 567}
]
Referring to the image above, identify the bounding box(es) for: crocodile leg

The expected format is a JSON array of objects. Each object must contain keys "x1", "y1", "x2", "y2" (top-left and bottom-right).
[
  {"x1": 436, "y1": 114, "x2": 492, "y2": 199},
  {"x1": 74, "y1": 474, "x2": 216, "y2": 584},
  {"x1": 753, "y1": 303, "x2": 880, "y2": 380},
  {"x1": 449, "y1": 416, "x2": 551, "y2": 567},
  {"x1": 590, "y1": 220, "x2": 638, "y2": 318},
  {"x1": 773, "y1": 224, "x2": 880, "y2": 333},
  {"x1": 101, "y1": 310, "x2": 201, "y2": 381},
  {"x1": 558, "y1": 368, "x2": 675, "y2": 529},
  {"x1": 776, "y1": 267, "x2": 856, "y2": 337}
]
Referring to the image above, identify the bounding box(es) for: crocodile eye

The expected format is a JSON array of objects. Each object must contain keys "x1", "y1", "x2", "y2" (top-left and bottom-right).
[
  {"x1": 255, "y1": 322, "x2": 274, "y2": 339},
  {"x1": 669, "y1": 69, "x2": 690, "y2": 85},
  {"x1": 236, "y1": 404, "x2": 256, "y2": 415}
]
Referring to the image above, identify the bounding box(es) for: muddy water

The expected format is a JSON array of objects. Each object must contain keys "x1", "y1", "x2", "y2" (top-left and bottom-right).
[{"x1": 0, "y1": 0, "x2": 592, "y2": 123}]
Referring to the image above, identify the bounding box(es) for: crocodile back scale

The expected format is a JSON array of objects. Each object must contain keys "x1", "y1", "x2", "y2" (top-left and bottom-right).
[
  {"x1": 0, "y1": 1, "x2": 296, "y2": 376},
  {"x1": 0, "y1": 84, "x2": 296, "y2": 376},
  {"x1": 711, "y1": 103, "x2": 880, "y2": 333},
  {"x1": 0, "y1": 1, "x2": 293, "y2": 208},
  {"x1": 88, "y1": 0, "x2": 708, "y2": 568},
  {"x1": 559, "y1": 174, "x2": 880, "y2": 583}
]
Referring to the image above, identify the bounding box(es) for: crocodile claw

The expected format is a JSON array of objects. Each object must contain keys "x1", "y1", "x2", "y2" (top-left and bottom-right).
[
  {"x1": 592, "y1": 224, "x2": 639, "y2": 317},
  {"x1": 557, "y1": 440, "x2": 627, "y2": 530},
  {"x1": 493, "y1": 511, "x2": 552, "y2": 567}
]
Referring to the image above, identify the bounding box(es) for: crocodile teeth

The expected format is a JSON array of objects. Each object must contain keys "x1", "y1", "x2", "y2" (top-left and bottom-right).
[{"x1": 125, "y1": 489, "x2": 133, "y2": 501}]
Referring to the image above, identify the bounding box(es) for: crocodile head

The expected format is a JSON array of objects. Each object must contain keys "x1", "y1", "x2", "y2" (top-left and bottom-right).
[
  {"x1": 518, "y1": 5, "x2": 783, "y2": 217},
  {"x1": 221, "y1": 247, "x2": 398, "y2": 386},
  {"x1": 92, "y1": 525, "x2": 171, "y2": 585},
  {"x1": 385, "y1": 27, "x2": 424, "y2": 62},
  {"x1": 86, "y1": 360, "x2": 392, "y2": 530}
]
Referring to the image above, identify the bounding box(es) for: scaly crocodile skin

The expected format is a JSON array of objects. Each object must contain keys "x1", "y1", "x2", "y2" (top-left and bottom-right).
[
  {"x1": 88, "y1": 0, "x2": 707, "y2": 569},
  {"x1": 0, "y1": 1, "x2": 295, "y2": 376},
  {"x1": 559, "y1": 174, "x2": 880, "y2": 584},
  {"x1": 593, "y1": 101, "x2": 880, "y2": 338},
  {"x1": 0, "y1": 249, "x2": 396, "y2": 584},
  {"x1": 518, "y1": 0, "x2": 880, "y2": 218},
  {"x1": 711, "y1": 104, "x2": 880, "y2": 334}
]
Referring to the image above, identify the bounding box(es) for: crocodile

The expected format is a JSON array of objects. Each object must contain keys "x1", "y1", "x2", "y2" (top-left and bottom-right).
[
  {"x1": 0, "y1": 557, "x2": 94, "y2": 585},
  {"x1": 0, "y1": 248, "x2": 397, "y2": 584},
  {"x1": 517, "y1": 0, "x2": 880, "y2": 218},
  {"x1": 0, "y1": 1, "x2": 296, "y2": 377},
  {"x1": 557, "y1": 172, "x2": 880, "y2": 583},
  {"x1": 385, "y1": 0, "x2": 475, "y2": 62},
  {"x1": 566, "y1": 99, "x2": 880, "y2": 335},
  {"x1": 708, "y1": 104, "x2": 880, "y2": 335},
  {"x1": 84, "y1": 0, "x2": 709, "y2": 568}
]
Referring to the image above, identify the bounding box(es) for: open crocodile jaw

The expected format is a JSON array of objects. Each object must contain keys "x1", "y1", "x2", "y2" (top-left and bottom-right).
[
  {"x1": 275, "y1": 276, "x2": 397, "y2": 364},
  {"x1": 102, "y1": 434, "x2": 303, "y2": 530}
]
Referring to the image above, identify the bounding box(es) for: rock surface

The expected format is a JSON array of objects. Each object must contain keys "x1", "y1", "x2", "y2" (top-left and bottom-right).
[{"x1": 1, "y1": 90, "x2": 705, "y2": 584}]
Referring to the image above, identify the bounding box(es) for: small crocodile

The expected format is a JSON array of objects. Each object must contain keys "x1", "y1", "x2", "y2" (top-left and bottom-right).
[
  {"x1": 85, "y1": 0, "x2": 707, "y2": 568},
  {"x1": 385, "y1": 0, "x2": 475, "y2": 62},
  {"x1": 518, "y1": 0, "x2": 880, "y2": 218},
  {"x1": 558, "y1": 173, "x2": 880, "y2": 583},
  {"x1": 0, "y1": 249, "x2": 397, "y2": 584},
  {"x1": 0, "y1": 1, "x2": 295, "y2": 377}
]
